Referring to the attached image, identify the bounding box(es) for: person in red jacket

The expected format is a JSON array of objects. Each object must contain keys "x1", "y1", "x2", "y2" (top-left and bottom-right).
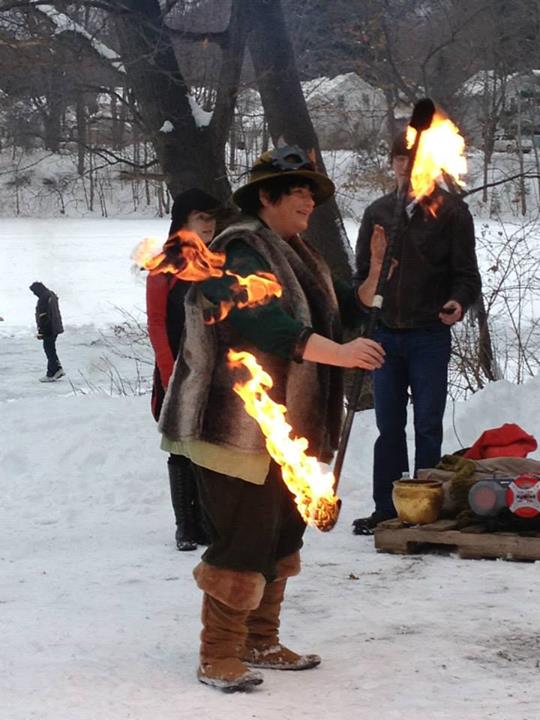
[{"x1": 146, "y1": 188, "x2": 223, "y2": 550}]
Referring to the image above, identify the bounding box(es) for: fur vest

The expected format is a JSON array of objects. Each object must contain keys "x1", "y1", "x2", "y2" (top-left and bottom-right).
[{"x1": 159, "y1": 217, "x2": 344, "y2": 463}]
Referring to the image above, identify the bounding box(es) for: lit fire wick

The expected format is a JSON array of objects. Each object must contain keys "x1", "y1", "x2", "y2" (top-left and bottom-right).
[
  {"x1": 132, "y1": 230, "x2": 281, "y2": 323},
  {"x1": 228, "y1": 349, "x2": 340, "y2": 532},
  {"x1": 406, "y1": 111, "x2": 467, "y2": 204}
]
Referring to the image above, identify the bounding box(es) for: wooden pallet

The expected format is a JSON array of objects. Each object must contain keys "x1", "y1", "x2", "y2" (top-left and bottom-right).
[{"x1": 373, "y1": 518, "x2": 540, "y2": 561}]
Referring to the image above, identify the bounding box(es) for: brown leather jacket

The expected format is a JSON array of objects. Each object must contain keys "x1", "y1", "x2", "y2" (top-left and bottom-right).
[{"x1": 355, "y1": 186, "x2": 481, "y2": 329}]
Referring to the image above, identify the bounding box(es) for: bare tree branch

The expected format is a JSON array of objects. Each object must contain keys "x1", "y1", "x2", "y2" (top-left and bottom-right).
[
  {"x1": 165, "y1": 27, "x2": 228, "y2": 45},
  {"x1": 0, "y1": 0, "x2": 125, "y2": 12},
  {"x1": 463, "y1": 171, "x2": 540, "y2": 197}
]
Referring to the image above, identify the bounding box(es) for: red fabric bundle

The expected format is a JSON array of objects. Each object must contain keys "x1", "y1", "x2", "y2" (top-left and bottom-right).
[{"x1": 463, "y1": 423, "x2": 537, "y2": 460}]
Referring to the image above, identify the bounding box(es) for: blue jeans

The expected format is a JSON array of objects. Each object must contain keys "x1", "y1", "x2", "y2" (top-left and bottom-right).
[{"x1": 372, "y1": 325, "x2": 451, "y2": 517}]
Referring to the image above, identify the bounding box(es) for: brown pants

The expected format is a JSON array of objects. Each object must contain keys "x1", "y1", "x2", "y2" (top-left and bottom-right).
[{"x1": 193, "y1": 461, "x2": 306, "y2": 582}]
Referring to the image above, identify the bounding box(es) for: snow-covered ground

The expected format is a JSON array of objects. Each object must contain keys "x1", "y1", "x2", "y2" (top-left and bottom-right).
[{"x1": 2, "y1": 220, "x2": 540, "y2": 720}]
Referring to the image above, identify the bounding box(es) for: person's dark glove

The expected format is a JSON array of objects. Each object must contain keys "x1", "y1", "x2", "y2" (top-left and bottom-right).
[{"x1": 36, "y1": 332, "x2": 43, "y2": 340}]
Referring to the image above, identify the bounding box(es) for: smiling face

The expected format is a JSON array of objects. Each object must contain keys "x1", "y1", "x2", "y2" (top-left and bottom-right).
[
  {"x1": 184, "y1": 210, "x2": 217, "y2": 244},
  {"x1": 258, "y1": 184, "x2": 316, "y2": 239}
]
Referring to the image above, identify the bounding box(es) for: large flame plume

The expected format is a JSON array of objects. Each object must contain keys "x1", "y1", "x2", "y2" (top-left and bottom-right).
[
  {"x1": 406, "y1": 112, "x2": 467, "y2": 202},
  {"x1": 133, "y1": 231, "x2": 225, "y2": 280},
  {"x1": 228, "y1": 349, "x2": 340, "y2": 532},
  {"x1": 132, "y1": 230, "x2": 282, "y2": 323}
]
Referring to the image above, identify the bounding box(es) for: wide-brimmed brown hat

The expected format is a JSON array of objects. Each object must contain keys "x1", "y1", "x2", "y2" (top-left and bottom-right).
[{"x1": 232, "y1": 146, "x2": 335, "y2": 208}]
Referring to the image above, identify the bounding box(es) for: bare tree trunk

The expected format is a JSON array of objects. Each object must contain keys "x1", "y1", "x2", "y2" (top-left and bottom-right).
[
  {"x1": 247, "y1": 0, "x2": 352, "y2": 279},
  {"x1": 482, "y1": 148, "x2": 490, "y2": 206},
  {"x1": 532, "y1": 133, "x2": 540, "y2": 201},
  {"x1": 112, "y1": 0, "x2": 249, "y2": 201},
  {"x1": 480, "y1": 72, "x2": 502, "y2": 205},
  {"x1": 516, "y1": 93, "x2": 527, "y2": 215},
  {"x1": 111, "y1": 91, "x2": 125, "y2": 151},
  {"x1": 144, "y1": 141, "x2": 151, "y2": 205},
  {"x1": 43, "y1": 69, "x2": 63, "y2": 152},
  {"x1": 382, "y1": 87, "x2": 398, "y2": 140},
  {"x1": 261, "y1": 115, "x2": 269, "y2": 153},
  {"x1": 229, "y1": 113, "x2": 237, "y2": 171},
  {"x1": 88, "y1": 148, "x2": 95, "y2": 212},
  {"x1": 76, "y1": 92, "x2": 86, "y2": 176},
  {"x1": 482, "y1": 118, "x2": 495, "y2": 206}
]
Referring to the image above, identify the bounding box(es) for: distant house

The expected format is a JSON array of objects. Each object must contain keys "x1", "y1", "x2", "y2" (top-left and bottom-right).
[
  {"x1": 458, "y1": 70, "x2": 540, "y2": 149},
  {"x1": 0, "y1": 5, "x2": 125, "y2": 151},
  {"x1": 233, "y1": 73, "x2": 388, "y2": 155},
  {"x1": 303, "y1": 73, "x2": 387, "y2": 151}
]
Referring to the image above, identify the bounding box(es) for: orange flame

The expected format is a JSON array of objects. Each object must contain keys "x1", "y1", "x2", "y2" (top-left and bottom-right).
[
  {"x1": 205, "y1": 271, "x2": 283, "y2": 325},
  {"x1": 406, "y1": 111, "x2": 467, "y2": 202},
  {"x1": 133, "y1": 230, "x2": 225, "y2": 281},
  {"x1": 228, "y1": 349, "x2": 340, "y2": 531},
  {"x1": 132, "y1": 230, "x2": 281, "y2": 323},
  {"x1": 131, "y1": 236, "x2": 163, "y2": 268}
]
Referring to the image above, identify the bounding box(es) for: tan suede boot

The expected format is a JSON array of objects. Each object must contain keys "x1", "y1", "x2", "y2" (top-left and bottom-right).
[
  {"x1": 198, "y1": 594, "x2": 264, "y2": 691},
  {"x1": 244, "y1": 577, "x2": 321, "y2": 671},
  {"x1": 193, "y1": 562, "x2": 266, "y2": 692}
]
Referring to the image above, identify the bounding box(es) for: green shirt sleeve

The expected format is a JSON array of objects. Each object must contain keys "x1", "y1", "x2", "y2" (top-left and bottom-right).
[
  {"x1": 333, "y1": 276, "x2": 367, "y2": 330},
  {"x1": 201, "y1": 239, "x2": 307, "y2": 359}
]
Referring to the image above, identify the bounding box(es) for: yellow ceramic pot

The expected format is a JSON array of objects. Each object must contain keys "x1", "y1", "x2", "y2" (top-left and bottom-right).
[{"x1": 392, "y1": 480, "x2": 444, "y2": 525}]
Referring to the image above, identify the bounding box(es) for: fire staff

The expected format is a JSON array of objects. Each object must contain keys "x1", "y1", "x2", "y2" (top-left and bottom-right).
[
  {"x1": 352, "y1": 132, "x2": 482, "y2": 535},
  {"x1": 158, "y1": 146, "x2": 385, "y2": 692}
]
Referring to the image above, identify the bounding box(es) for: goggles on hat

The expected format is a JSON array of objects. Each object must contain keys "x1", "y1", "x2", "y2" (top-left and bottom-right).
[{"x1": 256, "y1": 146, "x2": 315, "y2": 173}]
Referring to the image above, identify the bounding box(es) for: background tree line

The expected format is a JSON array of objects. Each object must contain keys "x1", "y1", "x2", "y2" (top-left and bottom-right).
[
  {"x1": 1, "y1": 0, "x2": 539, "y2": 394},
  {"x1": 1, "y1": 1, "x2": 539, "y2": 239}
]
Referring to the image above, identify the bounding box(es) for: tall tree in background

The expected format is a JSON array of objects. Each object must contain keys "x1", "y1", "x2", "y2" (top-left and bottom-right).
[
  {"x1": 0, "y1": 0, "x2": 353, "y2": 273},
  {"x1": 112, "y1": 0, "x2": 248, "y2": 200},
  {"x1": 1, "y1": 0, "x2": 538, "y2": 277},
  {"x1": 248, "y1": 0, "x2": 352, "y2": 277}
]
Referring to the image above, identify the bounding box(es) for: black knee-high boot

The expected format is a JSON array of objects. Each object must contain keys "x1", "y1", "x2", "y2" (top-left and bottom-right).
[{"x1": 167, "y1": 455, "x2": 198, "y2": 551}]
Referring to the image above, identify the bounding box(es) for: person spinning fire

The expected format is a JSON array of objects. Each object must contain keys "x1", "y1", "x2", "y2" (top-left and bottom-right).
[
  {"x1": 158, "y1": 146, "x2": 386, "y2": 692},
  {"x1": 352, "y1": 132, "x2": 482, "y2": 536}
]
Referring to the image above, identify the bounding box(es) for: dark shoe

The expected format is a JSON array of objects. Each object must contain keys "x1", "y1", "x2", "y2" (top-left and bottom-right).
[
  {"x1": 352, "y1": 512, "x2": 395, "y2": 536},
  {"x1": 175, "y1": 528, "x2": 197, "y2": 552}
]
